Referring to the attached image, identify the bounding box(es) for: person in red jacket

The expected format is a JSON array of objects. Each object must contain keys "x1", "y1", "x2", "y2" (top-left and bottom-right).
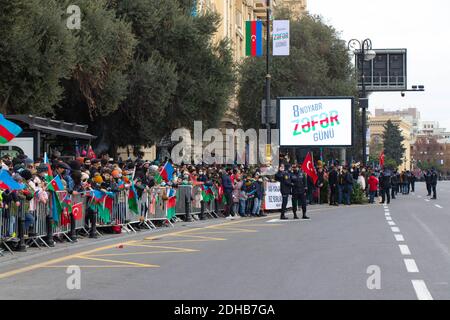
[{"x1": 367, "y1": 173, "x2": 379, "y2": 204}]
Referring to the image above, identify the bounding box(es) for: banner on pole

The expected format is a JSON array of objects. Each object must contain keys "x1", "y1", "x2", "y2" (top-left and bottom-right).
[{"x1": 273, "y1": 20, "x2": 289, "y2": 56}]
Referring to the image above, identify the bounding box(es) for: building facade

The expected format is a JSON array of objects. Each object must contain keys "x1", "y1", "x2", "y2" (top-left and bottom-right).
[{"x1": 368, "y1": 115, "x2": 412, "y2": 170}]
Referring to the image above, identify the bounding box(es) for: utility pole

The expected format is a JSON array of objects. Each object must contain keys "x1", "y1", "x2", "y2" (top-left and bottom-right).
[{"x1": 265, "y1": 0, "x2": 272, "y2": 163}]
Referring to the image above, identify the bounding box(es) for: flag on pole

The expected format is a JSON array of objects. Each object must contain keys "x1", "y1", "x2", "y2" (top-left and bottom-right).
[
  {"x1": 0, "y1": 114, "x2": 22, "y2": 144},
  {"x1": 301, "y1": 152, "x2": 318, "y2": 185},
  {"x1": 155, "y1": 162, "x2": 174, "y2": 184},
  {"x1": 44, "y1": 152, "x2": 53, "y2": 177},
  {"x1": 0, "y1": 169, "x2": 25, "y2": 190},
  {"x1": 87, "y1": 145, "x2": 96, "y2": 159},
  {"x1": 128, "y1": 182, "x2": 139, "y2": 215},
  {"x1": 50, "y1": 191, "x2": 63, "y2": 224},
  {"x1": 246, "y1": 21, "x2": 263, "y2": 57},
  {"x1": 47, "y1": 175, "x2": 65, "y2": 192},
  {"x1": 379, "y1": 151, "x2": 385, "y2": 167},
  {"x1": 167, "y1": 196, "x2": 176, "y2": 220},
  {"x1": 72, "y1": 202, "x2": 83, "y2": 221}
]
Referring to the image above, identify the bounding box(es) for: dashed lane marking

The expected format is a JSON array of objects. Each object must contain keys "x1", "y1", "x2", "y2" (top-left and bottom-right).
[
  {"x1": 404, "y1": 259, "x2": 420, "y2": 273},
  {"x1": 391, "y1": 227, "x2": 401, "y2": 233},
  {"x1": 388, "y1": 221, "x2": 397, "y2": 226},
  {"x1": 399, "y1": 245, "x2": 412, "y2": 256},
  {"x1": 412, "y1": 280, "x2": 434, "y2": 300},
  {"x1": 395, "y1": 234, "x2": 405, "y2": 242}
]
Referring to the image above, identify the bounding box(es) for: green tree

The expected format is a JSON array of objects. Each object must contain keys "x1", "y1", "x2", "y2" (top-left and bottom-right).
[
  {"x1": 56, "y1": 0, "x2": 136, "y2": 120},
  {"x1": 382, "y1": 120, "x2": 405, "y2": 167},
  {"x1": 102, "y1": 0, "x2": 235, "y2": 151},
  {"x1": 237, "y1": 13, "x2": 356, "y2": 129},
  {"x1": 0, "y1": 0, "x2": 76, "y2": 115},
  {"x1": 237, "y1": 11, "x2": 360, "y2": 160}
]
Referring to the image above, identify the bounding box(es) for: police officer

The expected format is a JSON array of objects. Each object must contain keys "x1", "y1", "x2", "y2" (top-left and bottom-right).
[
  {"x1": 391, "y1": 169, "x2": 398, "y2": 200},
  {"x1": 379, "y1": 167, "x2": 392, "y2": 204},
  {"x1": 328, "y1": 164, "x2": 339, "y2": 206},
  {"x1": 291, "y1": 165, "x2": 310, "y2": 220},
  {"x1": 275, "y1": 164, "x2": 292, "y2": 220},
  {"x1": 431, "y1": 168, "x2": 438, "y2": 199},
  {"x1": 425, "y1": 170, "x2": 432, "y2": 197}
]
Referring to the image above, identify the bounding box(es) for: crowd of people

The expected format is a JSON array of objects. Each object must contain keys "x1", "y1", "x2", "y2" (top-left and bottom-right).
[
  {"x1": 0, "y1": 151, "x2": 442, "y2": 250},
  {"x1": 273, "y1": 159, "x2": 441, "y2": 220}
]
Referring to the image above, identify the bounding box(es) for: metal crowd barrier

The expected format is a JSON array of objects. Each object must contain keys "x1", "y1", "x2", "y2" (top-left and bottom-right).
[
  {"x1": 125, "y1": 190, "x2": 155, "y2": 232},
  {"x1": 147, "y1": 187, "x2": 173, "y2": 227}
]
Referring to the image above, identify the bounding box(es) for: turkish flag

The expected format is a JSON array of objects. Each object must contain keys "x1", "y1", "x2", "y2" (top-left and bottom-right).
[
  {"x1": 379, "y1": 151, "x2": 385, "y2": 167},
  {"x1": 61, "y1": 208, "x2": 71, "y2": 226},
  {"x1": 72, "y1": 202, "x2": 83, "y2": 221},
  {"x1": 301, "y1": 152, "x2": 318, "y2": 185}
]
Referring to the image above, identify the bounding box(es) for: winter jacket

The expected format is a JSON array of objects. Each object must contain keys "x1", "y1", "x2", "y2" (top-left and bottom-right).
[
  {"x1": 275, "y1": 171, "x2": 292, "y2": 196},
  {"x1": 368, "y1": 175, "x2": 379, "y2": 192}
]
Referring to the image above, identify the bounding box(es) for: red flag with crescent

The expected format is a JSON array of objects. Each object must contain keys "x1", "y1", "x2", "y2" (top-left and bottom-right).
[
  {"x1": 72, "y1": 202, "x2": 83, "y2": 221},
  {"x1": 379, "y1": 151, "x2": 385, "y2": 167},
  {"x1": 301, "y1": 152, "x2": 318, "y2": 184}
]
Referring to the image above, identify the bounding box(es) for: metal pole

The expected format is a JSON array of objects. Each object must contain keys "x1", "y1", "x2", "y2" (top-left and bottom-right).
[
  {"x1": 265, "y1": 0, "x2": 271, "y2": 147},
  {"x1": 361, "y1": 41, "x2": 367, "y2": 167}
]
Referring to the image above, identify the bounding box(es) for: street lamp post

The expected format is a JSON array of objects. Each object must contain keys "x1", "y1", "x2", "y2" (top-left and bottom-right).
[
  {"x1": 265, "y1": 0, "x2": 272, "y2": 157},
  {"x1": 348, "y1": 39, "x2": 376, "y2": 167}
]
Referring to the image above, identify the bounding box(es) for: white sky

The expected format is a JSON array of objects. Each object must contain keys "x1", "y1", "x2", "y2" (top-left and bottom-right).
[{"x1": 307, "y1": 0, "x2": 450, "y2": 130}]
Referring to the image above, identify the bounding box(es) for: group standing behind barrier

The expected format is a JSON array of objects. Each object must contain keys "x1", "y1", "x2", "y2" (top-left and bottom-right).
[{"x1": 0, "y1": 183, "x2": 232, "y2": 254}]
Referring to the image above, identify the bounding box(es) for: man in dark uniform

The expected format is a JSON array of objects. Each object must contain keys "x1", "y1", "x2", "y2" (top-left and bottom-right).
[
  {"x1": 409, "y1": 171, "x2": 416, "y2": 193},
  {"x1": 291, "y1": 165, "x2": 310, "y2": 220},
  {"x1": 425, "y1": 170, "x2": 432, "y2": 197},
  {"x1": 431, "y1": 168, "x2": 438, "y2": 199},
  {"x1": 391, "y1": 169, "x2": 398, "y2": 200},
  {"x1": 328, "y1": 164, "x2": 339, "y2": 206},
  {"x1": 275, "y1": 164, "x2": 292, "y2": 220},
  {"x1": 379, "y1": 167, "x2": 392, "y2": 204}
]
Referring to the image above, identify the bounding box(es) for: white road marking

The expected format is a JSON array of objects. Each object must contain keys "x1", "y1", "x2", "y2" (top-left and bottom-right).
[
  {"x1": 404, "y1": 259, "x2": 419, "y2": 273},
  {"x1": 395, "y1": 234, "x2": 405, "y2": 242},
  {"x1": 267, "y1": 219, "x2": 311, "y2": 223},
  {"x1": 412, "y1": 280, "x2": 433, "y2": 300},
  {"x1": 391, "y1": 227, "x2": 401, "y2": 233},
  {"x1": 425, "y1": 199, "x2": 430, "y2": 202},
  {"x1": 388, "y1": 221, "x2": 396, "y2": 226},
  {"x1": 399, "y1": 245, "x2": 412, "y2": 256},
  {"x1": 386, "y1": 217, "x2": 393, "y2": 221},
  {"x1": 435, "y1": 205, "x2": 443, "y2": 209}
]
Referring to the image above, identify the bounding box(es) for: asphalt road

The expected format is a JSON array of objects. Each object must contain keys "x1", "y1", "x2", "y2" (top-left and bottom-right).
[{"x1": 0, "y1": 181, "x2": 449, "y2": 300}]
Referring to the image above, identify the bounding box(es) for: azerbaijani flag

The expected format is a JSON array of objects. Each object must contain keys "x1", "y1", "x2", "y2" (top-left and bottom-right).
[
  {"x1": 47, "y1": 175, "x2": 65, "y2": 192},
  {"x1": 0, "y1": 169, "x2": 25, "y2": 190},
  {"x1": 44, "y1": 152, "x2": 53, "y2": 177},
  {"x1": 246, "y1": 21, "x2": 263, "y2": 57},
  {"x1": 167, "y1": 196, "x2": 176, "y2": 220},
  {"x1": 201, "y1": 185, "x2": 214, "y2": 203},
  {"x1": 50, "y1": 191, "x2": 63, "y2": 224},
  {"x1": 128, "y1": 182, "x2": 139, "y2": 215},
  {"x1": 0, "y1": 114, "x2": 22, "y2": 144},
  {"x1": 61, "y1": 194, "x2": 72, "y2": 226},
  {"x1": 155, "y1": 162, "x2": 174, "y2": 184}
]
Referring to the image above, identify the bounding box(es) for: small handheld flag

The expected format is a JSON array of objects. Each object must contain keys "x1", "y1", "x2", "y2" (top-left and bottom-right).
[
  {"x1": 0, "y1": 114, "x2": 22, "y2": 144},
  {"x1": 47, "y1": 175, "x2": 65, "y2": 192},
  {"x1": 0, "y1": 169, "x2": 25, "y2": 191}
]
